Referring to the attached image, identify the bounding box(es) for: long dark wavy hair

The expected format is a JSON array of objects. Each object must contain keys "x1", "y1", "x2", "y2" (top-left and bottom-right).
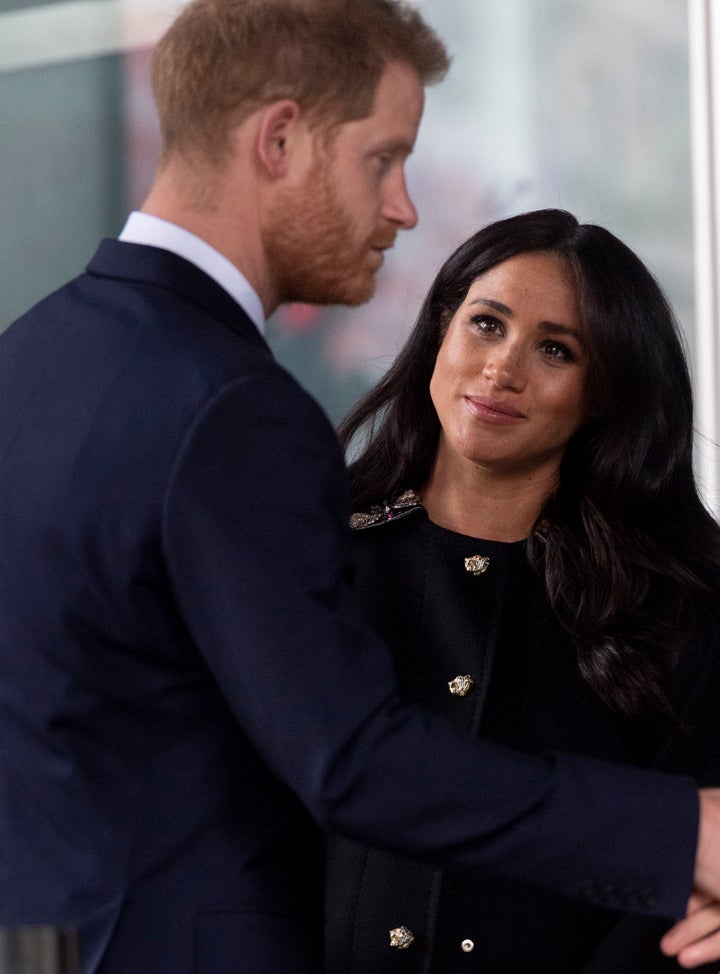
[{"x1": 339, "y1": 209, "x2": 720, "y2": 723}]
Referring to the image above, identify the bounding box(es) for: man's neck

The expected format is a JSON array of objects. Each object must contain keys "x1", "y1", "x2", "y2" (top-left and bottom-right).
[
  {"x1": 141, "y1": 158, "x2": 278, "y2": 317},
  {"x1": 119, "y1": 211, "x2": 266, "y2": 333}
]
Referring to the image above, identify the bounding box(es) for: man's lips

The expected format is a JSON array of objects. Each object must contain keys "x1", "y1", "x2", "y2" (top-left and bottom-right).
[
  {"x1": 370, "y1": 240, "x2": 395, "y2": 267},
  {"x1": 464, "y1": 395, "x2": 526, "y2": 422},
  {"x1": 369, "y1": 236, "x2": 396, "y2": 269},
  {"x1": 371, "y1": 235, "x2": 397, "y2": 252}
]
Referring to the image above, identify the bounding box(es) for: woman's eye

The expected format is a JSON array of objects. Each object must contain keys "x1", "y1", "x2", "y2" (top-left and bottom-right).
[
  {"x1": 540, "y1": 340, "x2": 574, "y2": 362},
  {"x1": 470, "y1": 314, "x2": 501, "y2": 334}
]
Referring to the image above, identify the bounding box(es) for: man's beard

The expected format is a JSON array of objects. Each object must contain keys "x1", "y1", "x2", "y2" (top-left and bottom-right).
[{"x1": 263, "y1": 165, "x2": 382, "y2": 308}]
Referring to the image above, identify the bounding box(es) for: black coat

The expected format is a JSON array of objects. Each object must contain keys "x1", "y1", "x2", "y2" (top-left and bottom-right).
[{"x1": 326, "y1": 496, "x2": 720, "y2": 973}]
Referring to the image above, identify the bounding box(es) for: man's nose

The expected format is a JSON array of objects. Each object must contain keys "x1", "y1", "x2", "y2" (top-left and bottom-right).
[{"x1": 383, "y1": 169, "x2": 418, "y2": 230}]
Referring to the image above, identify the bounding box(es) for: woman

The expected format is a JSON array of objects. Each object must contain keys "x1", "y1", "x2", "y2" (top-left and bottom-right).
[{"x1": 325, "y1": 209, "x2": 720, "y2": 972}]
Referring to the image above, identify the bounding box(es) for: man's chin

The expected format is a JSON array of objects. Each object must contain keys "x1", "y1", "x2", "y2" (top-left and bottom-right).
[
  {"x1": 283, "y1": 275, "x2": 376, "y2": 308},
  {"x1": 331, "y1": 269, "x2": 378, "y2": 306},
  {"x1": 340, "y1": 280, "x2": 376, "y2": 307}
]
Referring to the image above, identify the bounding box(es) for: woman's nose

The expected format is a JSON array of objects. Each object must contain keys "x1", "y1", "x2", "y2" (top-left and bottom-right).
[{"x1": 483, "y1": 347, "x2": 526, "y2": 390}]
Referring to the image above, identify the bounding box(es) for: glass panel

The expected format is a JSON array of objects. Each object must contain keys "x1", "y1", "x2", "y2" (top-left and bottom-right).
[
  {"x1": 2, "y1": 1, "x2": 52, "y2": 11},
  {"x1": 0, "y1": 55, "x2": 125, "y2": 326},
  {"x1": 0, "y1": 0, "x2": 693, "y2": 428}
]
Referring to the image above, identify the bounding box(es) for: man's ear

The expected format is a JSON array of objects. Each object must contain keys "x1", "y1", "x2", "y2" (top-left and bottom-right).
[{"x1": 256, "y1": 100, "x2": 304, "y2": 179}]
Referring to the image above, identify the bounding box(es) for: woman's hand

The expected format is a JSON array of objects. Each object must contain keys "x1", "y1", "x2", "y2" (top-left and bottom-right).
[{"x1": 661, "y1": 891, "x2": 720, "y2": 968}]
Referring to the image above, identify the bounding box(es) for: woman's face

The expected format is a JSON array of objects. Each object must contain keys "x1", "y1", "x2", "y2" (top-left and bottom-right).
[{"x1": 429, "y1": 251, "x2": 589, "y2": 482}]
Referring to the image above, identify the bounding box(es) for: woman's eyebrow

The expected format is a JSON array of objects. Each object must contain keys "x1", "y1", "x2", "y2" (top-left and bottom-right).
[{"x1": 468, "y1": 296, "x2": 512, "y2": 316}]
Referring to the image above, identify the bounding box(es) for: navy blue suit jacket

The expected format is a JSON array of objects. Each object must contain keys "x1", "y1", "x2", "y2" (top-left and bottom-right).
[{"x1": 0, "y1": 240, "x2": 699, "y2": 972}]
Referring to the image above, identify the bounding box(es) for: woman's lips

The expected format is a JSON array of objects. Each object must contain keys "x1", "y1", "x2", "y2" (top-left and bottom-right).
[{"x1": 464, "y1": 395, "x2": 526, "y2": 423}]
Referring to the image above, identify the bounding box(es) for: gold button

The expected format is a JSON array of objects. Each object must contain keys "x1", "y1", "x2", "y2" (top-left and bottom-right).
[
  {"x1": 464, "y1": 555, "x2": 490, "y2": 575},
  {"x1": 461, "y1": 939, "x2": 475, "y2": 953},
  {"x1": 448, "y1": 674, "x2": 475, "y2": 697},
  {"x1": 389, "y1": 926, "x2": 415, "y2": 950}
]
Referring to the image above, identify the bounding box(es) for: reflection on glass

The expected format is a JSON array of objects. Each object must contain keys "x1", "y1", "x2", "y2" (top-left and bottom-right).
[{"x1": 0, "y1": 927, "x2": 78, "y2": 974}]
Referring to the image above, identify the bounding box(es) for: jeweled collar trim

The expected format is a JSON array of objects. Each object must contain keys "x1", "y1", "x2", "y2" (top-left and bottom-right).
[{"x1": 349, "y1": 489, "x2": 424, "y2": 531}]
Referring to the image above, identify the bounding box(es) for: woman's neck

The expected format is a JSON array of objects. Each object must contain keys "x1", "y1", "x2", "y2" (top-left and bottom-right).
[{"x1": 420, "y1": 459, "x2": 557, "y2": 542}]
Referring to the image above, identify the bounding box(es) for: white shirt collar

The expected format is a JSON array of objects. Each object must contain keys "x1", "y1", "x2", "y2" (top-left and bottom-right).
[{"x1": 118, "y1": 211, "x2": 265, "y2": 334}]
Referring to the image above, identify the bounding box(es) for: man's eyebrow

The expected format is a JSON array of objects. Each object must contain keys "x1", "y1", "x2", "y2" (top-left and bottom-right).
[
  {"x1": 468, "y1": 297, "x2": 584, "y2": 342},
  {"x1": 370, "y1": 137, "x2": 415, "y2": 157}
]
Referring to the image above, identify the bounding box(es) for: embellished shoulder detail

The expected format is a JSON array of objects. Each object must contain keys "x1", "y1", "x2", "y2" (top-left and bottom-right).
[{"x1": 350, "y1": 489, "x2": 424, "y2": 531}]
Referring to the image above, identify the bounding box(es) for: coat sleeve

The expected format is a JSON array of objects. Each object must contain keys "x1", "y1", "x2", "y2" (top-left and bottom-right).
[{"x1": 162, "y1": 369, "x2": 699, "y2": 919}]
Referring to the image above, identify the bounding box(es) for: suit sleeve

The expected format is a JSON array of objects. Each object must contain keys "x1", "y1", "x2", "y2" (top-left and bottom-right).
[{"x1": 162, "y1": 369, "x2": 699, "y2": 919}]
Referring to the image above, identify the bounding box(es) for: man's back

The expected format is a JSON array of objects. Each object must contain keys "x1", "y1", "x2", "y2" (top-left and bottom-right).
[{"x1": 0, "y1": 240, "x2": 335, "y2": 970}]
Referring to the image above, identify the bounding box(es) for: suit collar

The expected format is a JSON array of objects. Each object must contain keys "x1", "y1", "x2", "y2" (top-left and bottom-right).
[
  {"x1": 118, "y1": 212, "x2": 265, "y2": 333},
  {"x1": 87, "y1": 239, "x2": 269, "y2": 352}
]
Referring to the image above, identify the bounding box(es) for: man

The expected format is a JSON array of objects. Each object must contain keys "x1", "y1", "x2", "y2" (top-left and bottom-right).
[{"x1": 0, "y1": 1, "x2": 717, "y2": 971}]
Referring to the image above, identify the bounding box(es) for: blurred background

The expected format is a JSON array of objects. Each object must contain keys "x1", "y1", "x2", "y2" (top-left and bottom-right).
[{"x1": 1, "y1": 0, "x2": 718, "y2": 505}]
